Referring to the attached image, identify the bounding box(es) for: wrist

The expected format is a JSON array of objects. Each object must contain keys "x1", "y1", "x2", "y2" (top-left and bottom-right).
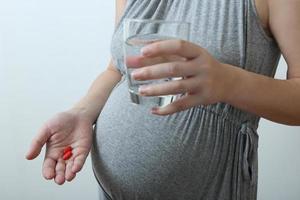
[
  {"x1": 68, "y1": 106, "x2": 97, "y2": 125},
  {"x1": 221, "y1": 63, "x2": 244, "y2": 104},
  {"x1": 70, "y1": 93, "x2": 107, "y2": 125}
]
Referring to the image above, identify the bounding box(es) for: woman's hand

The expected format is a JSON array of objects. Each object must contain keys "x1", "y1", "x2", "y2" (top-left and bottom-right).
[
  {"x1": 25, "y1": 109, "x2": 93, "y2": 185},
  {"x1": 128, "y1": 39, "x2": 238, "y2": 115}
]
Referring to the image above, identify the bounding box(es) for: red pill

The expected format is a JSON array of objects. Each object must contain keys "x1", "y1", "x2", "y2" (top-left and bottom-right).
[
  {"x1": 63, "y1": 151, "x2": 73, "y2": 160},
  {"x1": 63, "y1": 146, "x2": 72, "y2": 154}
]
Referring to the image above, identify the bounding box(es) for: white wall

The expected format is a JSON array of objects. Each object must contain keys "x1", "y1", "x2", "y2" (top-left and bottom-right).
[
  {"x1": 0, "y1": 0, "x2": 114, "y2": 199},
  {"x1": 0, "y1": 1, "x2": 299, "y2": 200},
  {"x1": 257, "y1": 58, "x2": 300, "y2": 200}
]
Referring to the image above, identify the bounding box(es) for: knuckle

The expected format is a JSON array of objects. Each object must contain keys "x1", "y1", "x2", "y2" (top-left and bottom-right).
[
  {"x1": 174, "y1": 81, "x2": 185, "y2": 92},
  {"x1": 168, "y1": 63, "x2": 179, "y2": 76},
  {"x1": 175, "y1": 101, "x2": 185, "y2": 111},
  {"x1": 174, "y1": 40, "x2": 185, "y2": 52},
  {"x1": 153, "y1": 42, "x2": 161, "y2": 52},
  {"x1": 142, "y1": 69, "x2": 151, "y2": 78}
]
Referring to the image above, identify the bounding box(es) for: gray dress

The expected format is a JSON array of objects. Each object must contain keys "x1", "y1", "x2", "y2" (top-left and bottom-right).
[{"x1": 91, "y1": 0, "x2": 281, "y2": 199}]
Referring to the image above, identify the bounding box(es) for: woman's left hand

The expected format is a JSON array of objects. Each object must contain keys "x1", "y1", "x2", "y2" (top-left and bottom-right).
[{"x1": 129, "y1": 39, "x2": 238, "y2": 115}]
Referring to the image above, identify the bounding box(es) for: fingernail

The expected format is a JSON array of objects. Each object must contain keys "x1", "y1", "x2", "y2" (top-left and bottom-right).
[
  {"x1": 131, "y1": 70, "x2": 142, "y2": 79},
  {"x1": 151, "y1": 107, "x2": 159, "y2": 113},
  {"x1": 139, "y1": 86, "x2": 148, "y2": 94},
  {"x1": 141, "y1": 46, "x2": 151, "y2": 56}
]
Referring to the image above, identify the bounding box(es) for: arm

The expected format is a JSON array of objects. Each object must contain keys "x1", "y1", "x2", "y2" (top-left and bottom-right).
[
  {"x1": 225, "y1": 0, "x2": 300, "y2": 125},
  {"x1": 71, "y1": 60, "x2": 122, "y2": 123},
  {"x1": 71, "y1": 0, "x2": 127, "y2": 123},
  {"x1": 126, "y1": 0, "x2": 300, "y2": 125},
  {"x1": 25, "y1": 1, "x2": 129, "y2": 185}
]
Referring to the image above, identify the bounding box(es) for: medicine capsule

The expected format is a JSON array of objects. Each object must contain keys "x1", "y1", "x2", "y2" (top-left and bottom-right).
[
  {"x1": 63, "y1": 146, "x2": 73, "y2": 154},
  {"x1": 63, "y1": 151, "x2": 73, "y2": 160}
]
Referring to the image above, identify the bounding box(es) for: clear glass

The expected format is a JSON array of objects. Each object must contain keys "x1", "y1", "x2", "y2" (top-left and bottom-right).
[{"x1": 123, "y1": 18, "x2": 190, "y2": 107}]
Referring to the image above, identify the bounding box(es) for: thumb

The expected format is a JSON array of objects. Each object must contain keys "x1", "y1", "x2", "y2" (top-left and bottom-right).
[{"x1": 25, "y1": 124, "x2": 51, "y2": 160}]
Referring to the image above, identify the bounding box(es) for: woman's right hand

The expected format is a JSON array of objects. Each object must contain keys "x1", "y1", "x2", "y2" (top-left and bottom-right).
[{"x1": 25, "y1": 108, "x2": 94, "y2": 185}]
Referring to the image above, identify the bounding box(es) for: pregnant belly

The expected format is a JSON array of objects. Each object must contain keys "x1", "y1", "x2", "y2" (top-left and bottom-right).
[{"x1": 91, "y1": 78, "x2": 246, "y2": 199}]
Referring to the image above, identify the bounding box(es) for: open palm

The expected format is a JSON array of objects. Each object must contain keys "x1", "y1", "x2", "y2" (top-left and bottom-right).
[{"x1": 26, "y1": 110, "x2": 93, "y2": 185}]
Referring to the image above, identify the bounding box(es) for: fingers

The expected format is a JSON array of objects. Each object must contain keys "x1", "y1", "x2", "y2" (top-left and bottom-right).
[
  {"x1": 54, "y1": 158, "x2": 66, "y2": 185},
  {"x1": 42, "y1": 157, "x2": 56, "y2": 180},
  {"x1": 126, "y1": 54, "x2": 186, "y2": 68},
  {"x1": 126, "y1": 55, "x2": 165, "y2": 68},
  {"x1": 139, "y1": 77, "x2": 199, "y2": 97},
  {"x1": 72, "y1": 154, "x2": 87, "y2": 174},
  {"x1": 141, "y1": 39, "x2": 202, "y2": 59},
  {"x1": 65, "y1": 160, "x2": 76, "y2": 182},
  {"x1": 151, "y1": 94, "x2": 200, "y2": 115},
  {"x1": 131, "y1": 59, "x2": 198, "y2": 81},
  {"x1": 26, "y1": 124, "x2": 51, "y2": 160},
  {"x1": 43, "y1": 155, "x2": 76, "y2": 184}
]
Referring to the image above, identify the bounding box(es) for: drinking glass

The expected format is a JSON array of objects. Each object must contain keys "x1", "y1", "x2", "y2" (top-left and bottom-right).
[{"x1": 123, "y1": 18, "x2": 190, "y2": 107}]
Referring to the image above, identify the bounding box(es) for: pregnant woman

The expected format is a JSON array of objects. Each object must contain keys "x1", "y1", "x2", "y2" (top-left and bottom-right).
[{"x1": 26, "y1": 0, "x2": 300, "y2": 199}]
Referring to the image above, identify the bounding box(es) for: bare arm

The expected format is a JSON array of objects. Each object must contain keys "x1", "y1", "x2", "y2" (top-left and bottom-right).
[
  {"x1": 71, "y1": 61, "x2": 122, "y2": 123},
  {"x1": 71, "y1": 0, "x2": 127, "y2": 123},
  {"x1": 122, "y1": 0, "x2": 300, "y2": 125},
  {"x1": 226, "y1": 0, "x2": 300, "y2": 125}
]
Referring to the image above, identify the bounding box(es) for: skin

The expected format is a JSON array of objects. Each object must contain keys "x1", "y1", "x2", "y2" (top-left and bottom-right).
[
  {"x1": 26, "y1": 0, "x2": 300, "y2": 185},
  {"x1": 25, "y1": 0, "x2": 126, "y2": 185},
  {"x1": 130, "y1": 0, "x2": 300, "y2": 125}
]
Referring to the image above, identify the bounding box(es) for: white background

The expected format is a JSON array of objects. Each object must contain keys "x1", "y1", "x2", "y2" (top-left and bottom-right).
[{"x1": 0, "y1": 1, "x2": 299, "y2": 199}]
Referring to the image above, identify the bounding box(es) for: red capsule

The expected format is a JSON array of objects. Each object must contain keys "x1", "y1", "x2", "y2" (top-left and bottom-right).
[
  {"x1": 63, "y1": 151, "x2": 73, "y2": 160},
  {"x1": 63, "y1": 146, "x2": 72, "y2": 154}
]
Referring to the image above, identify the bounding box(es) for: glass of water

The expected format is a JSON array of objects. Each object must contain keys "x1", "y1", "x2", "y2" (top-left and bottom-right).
[{"x1": 123, "y1": 18, "x2": 190, "y2": 107}]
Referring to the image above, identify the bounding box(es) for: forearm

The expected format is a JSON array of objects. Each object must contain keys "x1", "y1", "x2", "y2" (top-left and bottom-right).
[
  {"x1": 225, "y1": 64, "x2": 300, "y2": 126},
  {"x1": 71, "y1": 68, "x2": 122, "y2": 124}
]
